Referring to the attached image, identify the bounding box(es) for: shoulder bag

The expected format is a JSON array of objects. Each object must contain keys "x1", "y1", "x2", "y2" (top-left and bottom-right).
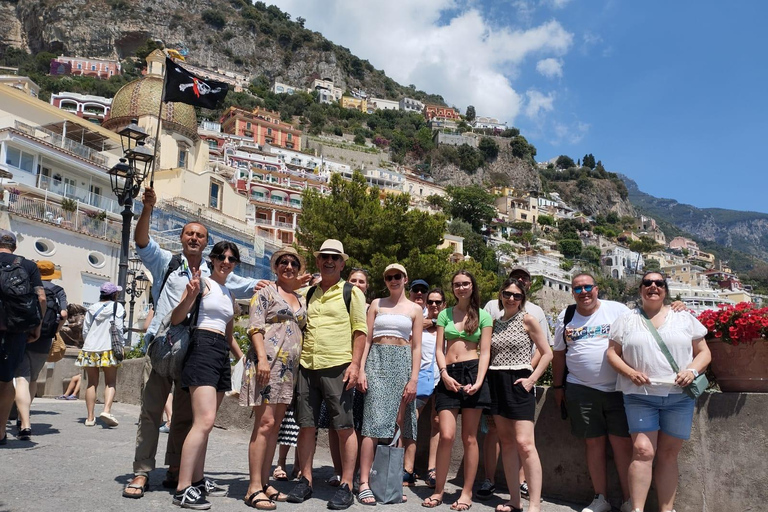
[
  {"x1": 147, "y1": 285, "x2": 203, "y2": 380},
  {"x1": 640, "y1": 310, "x2": 708, "y2": 399},
  {"x1": 110, "y1": 301, "x2": 124, "y2": 362}
]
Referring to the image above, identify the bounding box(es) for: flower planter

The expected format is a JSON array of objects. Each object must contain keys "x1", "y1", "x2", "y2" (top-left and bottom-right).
[{"x1": 707, "y1": 339, "x2": 768, "y2": 392}]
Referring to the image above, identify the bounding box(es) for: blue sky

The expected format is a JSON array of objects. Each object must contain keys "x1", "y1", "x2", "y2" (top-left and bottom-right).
[{"x1": 270, "y1": 1, "x2": 768, "y2": 213}]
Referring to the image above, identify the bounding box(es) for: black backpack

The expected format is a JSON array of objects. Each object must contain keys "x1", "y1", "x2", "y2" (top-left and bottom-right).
[
  {"x1": 40, "y1": 284, "x2": 63, "y2": 339},
  {"x1": 152, "y1": 253, "x2": 184, "y2": 304},
  {"x1": 0, "y1": 256, "x2": 42, "y2": 332}
]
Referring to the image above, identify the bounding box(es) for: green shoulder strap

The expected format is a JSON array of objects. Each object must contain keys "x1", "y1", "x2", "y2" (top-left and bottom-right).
[{"x1": 639, "y1": 309, "x2": 680, "y2": 373}]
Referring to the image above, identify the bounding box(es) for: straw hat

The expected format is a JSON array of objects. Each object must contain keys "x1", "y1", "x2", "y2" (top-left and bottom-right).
[
  {"x1": 313, "y1": 239, "x2": 349, "y2": 261},
  {"x1": 270, "y1": 246, "x2": 306, "y2": 274}
]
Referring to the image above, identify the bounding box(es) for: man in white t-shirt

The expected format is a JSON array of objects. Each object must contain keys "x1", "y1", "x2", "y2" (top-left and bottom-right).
[{"x1": 552, "y1": 273, "x2": 632, "y2": 512}]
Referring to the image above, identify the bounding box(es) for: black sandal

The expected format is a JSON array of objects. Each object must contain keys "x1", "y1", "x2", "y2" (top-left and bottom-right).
[
  {"x1": 263, "y1": 484, "x2": 288, "y2": 502},
  {"x1": 245, "y1": 490, "x2": 276, "y2": 510}
]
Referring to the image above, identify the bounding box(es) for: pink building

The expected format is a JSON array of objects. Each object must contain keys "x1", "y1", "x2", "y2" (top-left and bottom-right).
[{"x1": 50, "y1": 56, "x2": 122, "y2": 80}]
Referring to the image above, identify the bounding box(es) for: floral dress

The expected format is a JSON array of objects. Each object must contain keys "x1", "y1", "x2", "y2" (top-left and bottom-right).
[{"x1": 240, "y1": 285, "x2": 306, "y2": 407}]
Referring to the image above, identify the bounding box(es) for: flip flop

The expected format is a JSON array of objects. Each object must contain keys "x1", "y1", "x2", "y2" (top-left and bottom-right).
[
  {"x1": 357, "y1": 487, "x2": 376, "y2": 506},
  {"x1": 272, "y1": 465, "x2": 288, "y2": 481},
  {"x1": 422, "y1": 497, "x2": 443, "y2": 508},
  {"x1": 122, "y1": 477, "x2": 149, "y2": 499},
  {"x1": 450, "y1": 501, "x2": 472, "y2": 511}
]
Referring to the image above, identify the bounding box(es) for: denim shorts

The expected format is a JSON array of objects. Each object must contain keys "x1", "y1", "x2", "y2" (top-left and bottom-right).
[{"x1": 623, "y1": 393, "x2": 695, "y2": 440}]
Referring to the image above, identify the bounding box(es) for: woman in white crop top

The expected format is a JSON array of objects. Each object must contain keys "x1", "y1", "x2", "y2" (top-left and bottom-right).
[
  {"x1": 170, "y1": 241, "x2": 243, "y2": 507},
  {"x1": 355, "y1": 263, "x2": 422, "y2": 505}
]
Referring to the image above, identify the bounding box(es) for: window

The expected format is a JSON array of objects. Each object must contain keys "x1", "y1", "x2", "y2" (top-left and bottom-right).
[
  {"x1": 87, "y1": 251, "x2": 106, "y2": 268},
  {"x1": 89, "y1": 185, "x2": 102, "y2": 207},
  {"x1": 64, "y1": 177, "x2": 77, "y2": 198},
  {"x1": 34, "y1": 238, "x2": 56, "y2": 256},
  {"x1": 91, "y1": 65, "x2": 96, "y2": 71},
  {"x1": 5, "y1": 147, "x2": 34, "y2": 173},
  {"x1": 209, "y1": 180, "x2": 222, "y2": 209},
  {"x1": 267, "y1": 128, "x2": 272, "y2": 136}
]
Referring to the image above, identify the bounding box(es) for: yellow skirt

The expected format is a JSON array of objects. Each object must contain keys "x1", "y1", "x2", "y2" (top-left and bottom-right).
[{"x1": 75, "y1": 350, "x2": 121, "y2": 368}]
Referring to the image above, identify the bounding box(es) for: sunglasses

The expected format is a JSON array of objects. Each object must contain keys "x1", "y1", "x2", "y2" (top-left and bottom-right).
[
  {"x1": 214, "y1": 254, "x2": 239, "y2": 263},
  {"x1": 642, "y1": 279, "x2": 666, "y2": 288},
  {"x1": 501, "y1": 291, "x2": 524, "y2": 301},
  {"x1": 277, "y1": 258, "x2": 299, "y2": 268},
  {"x1": 573, "y1": 284, "x2": 595, "y2": 294},
  {"x1": 319, "y1": 254, "x2": 342, "y2": 261},
  {"x1": 453, "y1": 281, "x2": 472, "y2": 289},
  {"x1": 410, "y1": 287, "x2": 427, "y2": 293},
  {"x1": 385, "y1": 273, "x2": 403, "y2": 282},
  {"x1": 427, "y1": 299, "x2": 443, "y2": 306}
]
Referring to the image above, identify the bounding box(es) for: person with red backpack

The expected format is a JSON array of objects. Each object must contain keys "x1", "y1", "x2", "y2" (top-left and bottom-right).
[
  {"x1": 13, "y1": 260, "x2": 67, "y2": 441},
  {"x1": 0, "y1": 229, "x2": 46, "y2": 446}
]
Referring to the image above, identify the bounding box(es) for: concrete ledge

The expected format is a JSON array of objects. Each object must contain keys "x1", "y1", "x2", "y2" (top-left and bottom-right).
[{"x1": 87, "y1": 360, "x2": 766, "y2": 511}]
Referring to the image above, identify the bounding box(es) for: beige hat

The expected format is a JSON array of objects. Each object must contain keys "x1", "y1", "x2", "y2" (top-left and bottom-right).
[
  {"x1": 313, "y1": 239, "x2": 349, "y2": 261},
  {"x1": 383, "y1": 263, "x2": 407, "y2": 277},
  {"x1": 270, "y1": 246, "x2": 306, "y2": 274}
]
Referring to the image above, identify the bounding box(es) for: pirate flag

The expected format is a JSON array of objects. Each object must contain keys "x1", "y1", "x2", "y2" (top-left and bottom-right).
[{"x1": 163, "y1": 57, "x2": 229, "y2": 109}]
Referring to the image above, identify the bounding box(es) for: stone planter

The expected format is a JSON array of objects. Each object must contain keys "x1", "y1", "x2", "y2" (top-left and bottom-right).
[{"x1": 708, "y1": 339, "x2": 768, "y2": 392}]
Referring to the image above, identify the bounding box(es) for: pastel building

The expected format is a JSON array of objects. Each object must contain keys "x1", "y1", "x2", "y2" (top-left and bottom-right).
[
  {"x1": 50, "y1": 56, "x2": 121, "y2": 79},
  {"x1": 219, "y1": 107, "x2": 302, "y2": 150},
  {"x1": 50, "y1": 92, "x2": 112, "y2": 124}
]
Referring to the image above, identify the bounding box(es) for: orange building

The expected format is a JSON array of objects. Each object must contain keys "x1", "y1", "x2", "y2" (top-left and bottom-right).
[
  {"x1": 423, "y1": 104, "x2": 461, "y2": 121},
  {"x1": 219, "y1": 107, "x2": 302, "y2": 150}
]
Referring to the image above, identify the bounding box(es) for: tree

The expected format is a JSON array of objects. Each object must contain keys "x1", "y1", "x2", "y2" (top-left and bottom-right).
[
  {"x1": 558, "y1": 239, "x2": 583, "y2": 258},
  {"x1": 448, "y1": 220, "x2": 498, "y2": 272},
  {"x1": 580, "y1": 245, "x2": 602, "y2": 265},
  {"x1": 446, "y1": 185, "x2": 496, "y2": 233},
  {"x1": 465, "y1": 105, "x2": 476, "y2": 122},
  {"x1": 582, "y1": 153, "x2": 596, "y2": 169},
  {"x1": 457, "y1": 144, "x2": 483, "y2": 172},
  {"x1": 297, "y1": 172, "x2": 448, "y2": 294},
  {"x1": 629, "y1": 236, "x2": 662, "y2": 254},
  {"x1": 538, "y1": 214, "x2": 555, "y2": 227},
  {"x1": 644, "y1": 258, "x2": 661, "y2": 272},
  {"x1": 555, "y1": 155, "x2": 576, "y2": 169},
  {"x1": 478, "y1": 137, "x2": 499, "y2": 161},
  {"x1": 509, "y1": 135, "x2": 532, "y2": 159}
]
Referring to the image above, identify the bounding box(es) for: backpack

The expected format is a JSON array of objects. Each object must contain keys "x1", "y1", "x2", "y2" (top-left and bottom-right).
[
  {"x1": 40, "y1": 284, "x2": 63, "y2": 339},
  {"x1": 561, "y1": 304, "x2": 577, "y2": 345},
  {"x1": 0, "y1": 256, "x2": 42, "y2": 332},
  {"x1": 306, "y1": 282, "x2": 354, "y2": 314},
  {"x1": 152, "y1": 253, "x2": 184, "y2": 304}
]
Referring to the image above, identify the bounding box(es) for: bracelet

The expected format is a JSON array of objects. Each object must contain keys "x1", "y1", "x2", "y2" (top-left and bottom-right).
[
  {"x1": 439, "y1": 368, "x2": 446, "y2": 374},
  {"x1": 686, "y1": 368, "x2": 699, "y2": 378},
  {"x1": 552, "y1": 384, "x2": 564, "y2": 389}
]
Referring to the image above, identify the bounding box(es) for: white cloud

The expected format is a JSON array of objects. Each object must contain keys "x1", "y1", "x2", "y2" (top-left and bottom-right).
[
  {"x1": 544, "y1": 0, "x2": 572, "y2": 9},
  {"x1": 269, "y1": 1, "x2": 573, "y2": 124},
  {"x1": 536, "y1": 58, "x2": 563, "y2": 78},
  {"x1": 524, "y1": 90, "x2": 556, "y2": 118},
  {"x1": 551, "y1": 120, "x2": 590, "y2": 145}
]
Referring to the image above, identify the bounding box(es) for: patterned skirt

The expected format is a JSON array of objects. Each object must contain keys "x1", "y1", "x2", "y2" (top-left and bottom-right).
[
  {"x1": 361, "y1": 343, "x2": 417, "y2": 440},
  {"x1": 277, "y1": 407, "x2": 300, "y2": 447},
  {"x1": 75, "y1": 350, "x2": 121, "y2": 368}
]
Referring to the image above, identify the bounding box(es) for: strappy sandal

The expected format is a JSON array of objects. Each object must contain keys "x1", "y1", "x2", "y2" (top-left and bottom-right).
[
  {"x1": 122, "y1": 475, "x2": 149, "y2": 499},
  {"x1": 422, "y1": 496, "x2": 443, "y2": 508},
  {"x1": 245, "y1": 490, "x2": 276, "y2": 510},
  {"x1": 495, "y1": 503, "x2": 523, "y2": 512},
  {"x1": 264, "y1": 484, "x2": 288, "y2": 502},
  {"x1": 272, "y1": 465, "x2": 288, "y2": 481},
  {"x1": 451, "y1": 501, "x2": 472, "y2": 511},
  {"x1": 357, "y1": 484, "x2": 376, "y2": 506}
]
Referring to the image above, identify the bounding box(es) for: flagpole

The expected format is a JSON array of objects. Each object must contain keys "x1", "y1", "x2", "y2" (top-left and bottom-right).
[{"x1": 149, "y1": 53, "x2": 168, "y2": 188}]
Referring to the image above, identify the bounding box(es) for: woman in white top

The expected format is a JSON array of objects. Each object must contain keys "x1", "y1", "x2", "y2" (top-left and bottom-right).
[
  {"x1": 607, "y1": 272, "x2": 711, "y2": 512},
  {"x1": 75, "y1": 281, "x2": 125, "y2": 427},
  {"x1": 356, "y1": 263, "x2": 422, "y2": 505},
  {"x1": 171, "y1": 241, "x2": 244, "y2": 510}
]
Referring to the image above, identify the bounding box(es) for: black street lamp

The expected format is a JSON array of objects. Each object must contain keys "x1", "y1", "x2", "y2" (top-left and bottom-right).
[
  {"x1": 125, "y1": 253, "x2": 149, "y2": 347},
  {"x1": 108, "y1": 119, "x2": 153, "y2": 309}
]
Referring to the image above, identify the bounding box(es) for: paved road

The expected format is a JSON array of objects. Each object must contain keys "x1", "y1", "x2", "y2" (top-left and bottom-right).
[{"x1": 0, "y1": 399, "x2": 581, "y2": 512}]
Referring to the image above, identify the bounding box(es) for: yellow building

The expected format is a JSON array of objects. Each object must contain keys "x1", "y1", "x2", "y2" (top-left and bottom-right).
[{"x1": 340, "y1": 96, "x2": 367, "y2": 112}]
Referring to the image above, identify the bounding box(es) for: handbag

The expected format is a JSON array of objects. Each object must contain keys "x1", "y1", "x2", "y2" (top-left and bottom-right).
[
  {"x1": 147, "y1": 285, "x2": 203, "y2": 380},
  {"x1": 47, "y1": 332, "x2": 67, "y2": 363},
  {"x1": 369, "y1": 428, "x2": 404, "y2": 504},
  {"x1": 641, "y1": 311, "x2": 709, "y2": 399},
  {"x1": 416, "y1": 366, "x2": 435, "y2": 399},
  {"x1": 110, "y1": 301, "x2": 124, "y2": 362}
]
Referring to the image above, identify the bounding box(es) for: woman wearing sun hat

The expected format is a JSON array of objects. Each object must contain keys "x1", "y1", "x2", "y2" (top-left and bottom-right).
[
  {"x1": 356, "y1": 263, "x2": 422, "y2": 505},
  {"x1": 76, "y1": 282, "x2": 125, "y2": 427},
  {"x1": 241, "y1": 246, "x2": 307, "y2": 509}
]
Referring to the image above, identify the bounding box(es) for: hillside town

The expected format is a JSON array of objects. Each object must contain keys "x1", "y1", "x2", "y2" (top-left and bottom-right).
[{"x1": 0, "y1": 49, "x2": 760, "y2": 333}]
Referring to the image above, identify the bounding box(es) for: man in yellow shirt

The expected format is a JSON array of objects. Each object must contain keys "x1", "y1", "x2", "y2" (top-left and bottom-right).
[{"x1": 287, "y1": 239, "x2": 367, "y2": 510}]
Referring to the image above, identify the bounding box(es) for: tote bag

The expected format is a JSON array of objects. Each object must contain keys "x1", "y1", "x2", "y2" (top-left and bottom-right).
[{"x1": 369, "y1": 428, "x2": 404, "y2": 504}]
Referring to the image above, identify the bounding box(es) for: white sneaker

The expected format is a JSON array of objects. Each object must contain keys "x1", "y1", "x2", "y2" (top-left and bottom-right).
[
  {"x1": 620, "y1": 499, "x2": 633, "y2": 512},
  {"x1": 582, "y1": 494, "x2": 612, "y2": 512}
]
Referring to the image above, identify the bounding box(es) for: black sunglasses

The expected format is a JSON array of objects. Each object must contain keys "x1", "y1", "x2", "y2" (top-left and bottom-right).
[
  {"x1": 573, "y1": 284, "x2": 595, "y2": 294},
  {"x1": 642, "y1": 279, "x2": 666, "y2": 288},
  {"x1": 501, "y1": 291, "x2": 524, "y2": 301},
  {"x1": 426, "y1": 299, "x2": 443, "y2": 306},
  {"x1": 319, "y1": 254, "x2": 342, "y2": 261},
  {"x1": 214, "y1": 254, "x2": 239, "y2": 263},
  {"x1": 385, "y1": 273, "x2": 403, "y2": 282},
  {"x1": 277, "y1": 258, "x2": 299, "y2": 268}
]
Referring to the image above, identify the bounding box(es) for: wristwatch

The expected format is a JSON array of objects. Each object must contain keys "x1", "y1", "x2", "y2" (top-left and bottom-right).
[{"x1": 686, "y1": 368, "x2": 699, "y2": 378}]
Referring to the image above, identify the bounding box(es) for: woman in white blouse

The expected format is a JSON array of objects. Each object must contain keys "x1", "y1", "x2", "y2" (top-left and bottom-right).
[{"x1": 607, "y1": 272, "x2": 711, "y2": 512}]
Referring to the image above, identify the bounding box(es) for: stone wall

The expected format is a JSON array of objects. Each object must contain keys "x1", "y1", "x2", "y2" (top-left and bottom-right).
[{"x1": 304, "y1": 138, "x2": 390, "y2": 170}]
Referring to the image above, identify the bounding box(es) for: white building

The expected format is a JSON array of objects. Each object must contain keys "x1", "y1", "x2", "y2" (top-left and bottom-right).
[
  {"x1": 50, "y1": 91, "x2": 112, "y2": 124},
  {"x1": 602, "y1": 244, "x2": 644, "y2": 279},
  {"x1": 309, "y1": 78, "x2": 343, "y2": 103},
  {"x1": 273, "y1": 82, "x2": 299, "y2": 95},
  {"x1": 399, "y1": 97, "x2": 424, "y2": 114},
  {"x1": 471, "y1": 116, "x2": 507, "y2": 131},
  {"x1": 368, "y1": 97, "x2": 399, "y2": 112}
]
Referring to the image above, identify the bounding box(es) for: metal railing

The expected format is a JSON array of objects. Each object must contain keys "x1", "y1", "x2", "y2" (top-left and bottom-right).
[
  {"x1": 14, "y1": 121, "x2": 109, "y2": 167},
  {"x1": 37, "y1": 174, "x2": 120, "y2": 214},
  {"x1": 4, "y1": 192, "x2": 122, "y2": 243}
]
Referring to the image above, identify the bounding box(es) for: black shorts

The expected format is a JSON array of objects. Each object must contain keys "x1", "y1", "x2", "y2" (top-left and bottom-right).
[
  {"x1": 435, "y1": 359, "x2": 491, "y2": 412},
  {"x1": 181, "y1": 329, "x2": 231, "y2": 392},
  {"x1": 488, "y1": 369, "x2": 535, "y2": 421},
  {"x1": 295, "y1": 364, "x2": 354, "y2": 430},
  {"x1": 0, "y1": 331, "x2": 29, "y2": 383}
]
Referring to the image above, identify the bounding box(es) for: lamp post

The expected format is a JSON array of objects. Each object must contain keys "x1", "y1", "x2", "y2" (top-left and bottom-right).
[
  {"x1": 124, "y1": 254, "x2": 149, "y2": 347},
  {"x1": 108, "y1": 119, "x2": 154, "y2": 313}
]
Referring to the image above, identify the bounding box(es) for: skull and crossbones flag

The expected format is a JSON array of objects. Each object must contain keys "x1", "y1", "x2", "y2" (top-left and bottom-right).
[{"x1": 162, "y1": 57, "x2": 229, "y2": 109}]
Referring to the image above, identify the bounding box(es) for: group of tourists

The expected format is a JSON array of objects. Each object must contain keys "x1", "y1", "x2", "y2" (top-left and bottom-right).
[{"x1": 54, "y1": 187, "x2": 704, "y2": 512}]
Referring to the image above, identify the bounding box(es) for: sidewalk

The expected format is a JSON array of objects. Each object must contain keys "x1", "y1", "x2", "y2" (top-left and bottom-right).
[{"x1": 0, "y1": 399, "x2": 581, "y2": 512}]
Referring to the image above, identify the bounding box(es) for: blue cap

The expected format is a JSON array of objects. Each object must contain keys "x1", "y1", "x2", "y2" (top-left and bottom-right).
[{"x1": 410, "y1": 279, "x2": 429, "y2": 291}]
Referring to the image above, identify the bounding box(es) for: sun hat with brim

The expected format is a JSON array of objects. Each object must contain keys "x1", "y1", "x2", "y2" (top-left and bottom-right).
[
  {"x1": 313, "y1": 239, "x2": 349, "y2": 261},
  {"x1": 270, "y1": 246, "x2": 306, "y2": 274},
  {"x1": 37, "y1": 260, "x2": 62, "y2": 281},
  {"x1": 383, "y1": 263, "x2": 407, "y2": 278},
  {"x1": 100, "y1": 282, "x2": 122, "y2": 295}
]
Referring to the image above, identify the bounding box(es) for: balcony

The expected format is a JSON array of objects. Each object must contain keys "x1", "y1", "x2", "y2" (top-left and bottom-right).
[
  {"x1": 38, "y1": 174, "x2": 120, "y2": 214},
  {"x1": 14, "y1": 121, "x2": 109, "y2": 167}
]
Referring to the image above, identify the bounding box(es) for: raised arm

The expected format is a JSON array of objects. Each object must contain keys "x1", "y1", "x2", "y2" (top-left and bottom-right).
[{"x1": 134, "y1": 187, "x2": 156, "y2": 249}]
